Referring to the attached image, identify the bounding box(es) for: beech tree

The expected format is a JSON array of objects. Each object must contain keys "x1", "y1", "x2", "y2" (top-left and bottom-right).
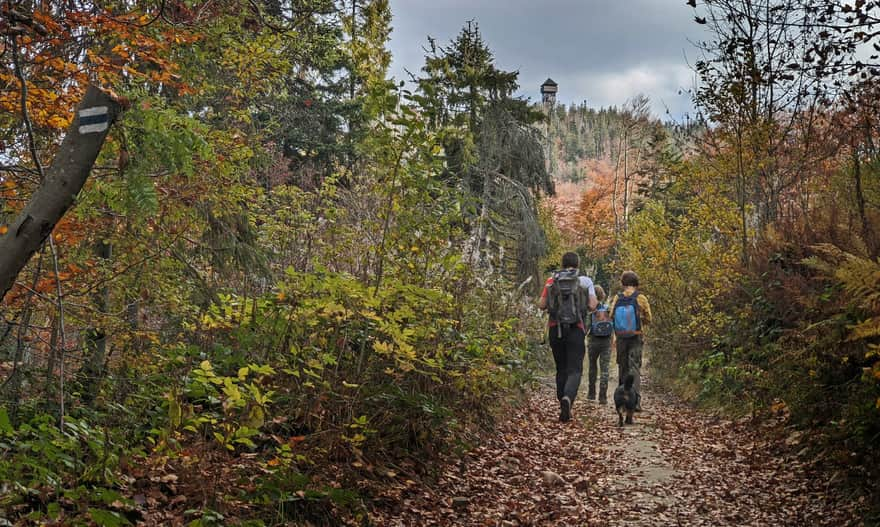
[{"x1": 0, "y1": 88, "x2": 121, "y2": 300}]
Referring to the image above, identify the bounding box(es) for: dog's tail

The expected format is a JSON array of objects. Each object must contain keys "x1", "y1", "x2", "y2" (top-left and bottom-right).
[{"x1": 623, "y1": 374, "x2": 635, "y2": 389}]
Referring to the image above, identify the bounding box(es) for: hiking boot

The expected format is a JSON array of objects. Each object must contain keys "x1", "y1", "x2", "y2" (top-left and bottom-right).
[{"x1": 560, "y1": 396, "x2": 572, "y2": 422}]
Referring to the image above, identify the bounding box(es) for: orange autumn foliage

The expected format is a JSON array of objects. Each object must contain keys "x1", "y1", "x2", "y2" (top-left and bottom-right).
[
  {"x1": 575, "y1": 160, "x2": 616, "y2": 259},
  {"x1": 0, "y1": 3, "x2": 201, "y2": 135},
  {"x1": 548, "y1": 181, "x2": 586, "y2": 243}
]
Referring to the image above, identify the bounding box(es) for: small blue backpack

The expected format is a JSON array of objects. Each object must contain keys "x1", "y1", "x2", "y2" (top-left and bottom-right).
[
  {"x1": 612, "y1": 292, "x2": 642, "y2": 338},
  {"x1": 590, "y1": 303, "x2": 613, "y2": 337}
]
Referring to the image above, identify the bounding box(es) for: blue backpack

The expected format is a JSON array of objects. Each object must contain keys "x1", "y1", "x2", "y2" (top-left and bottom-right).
[
  {"x1": 612, "y1": 292, "x2": 642, "y2": 338},
  {"x1": 590, "y1": 303, "x2": 613, "y2": 337}
]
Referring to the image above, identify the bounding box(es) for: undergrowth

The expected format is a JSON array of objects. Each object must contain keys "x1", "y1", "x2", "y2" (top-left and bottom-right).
[{"x1": 0, "y1": 269, "x2": 544, "y2": 526}]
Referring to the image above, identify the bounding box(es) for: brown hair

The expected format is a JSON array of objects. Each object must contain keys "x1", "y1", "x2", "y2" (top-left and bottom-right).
[
  {"x1": 621, "y1": 271, "x2": 639, "y2": 287},
  {"x1": 561, "y1": 252, "x2": 579, "y2": 269},
  {"x1": 594, "y1": 284, "x2": 606, "y2": 302}
]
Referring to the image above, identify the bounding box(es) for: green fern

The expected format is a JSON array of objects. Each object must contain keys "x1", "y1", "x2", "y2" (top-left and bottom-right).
[{"x1": 805, "y1": 244, "x2": 880, "y2": 343}]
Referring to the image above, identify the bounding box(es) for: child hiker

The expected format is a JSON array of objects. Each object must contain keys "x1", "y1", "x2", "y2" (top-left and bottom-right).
[{"x1": 587, "y1": 285, "x2": 613, "y2": 404}]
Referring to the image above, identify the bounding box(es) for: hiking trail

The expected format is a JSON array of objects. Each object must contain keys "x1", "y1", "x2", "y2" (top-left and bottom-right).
[{"x1": 369, "y1": 368, "x2": 864, "y2": 526}]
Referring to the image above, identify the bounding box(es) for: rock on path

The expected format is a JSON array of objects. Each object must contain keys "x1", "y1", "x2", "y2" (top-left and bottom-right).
[{"x1": 369, "y1": 375, "x2": 864, "y2": 526}]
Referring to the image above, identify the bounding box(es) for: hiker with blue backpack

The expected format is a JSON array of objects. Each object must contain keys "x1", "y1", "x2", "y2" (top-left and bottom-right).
[
  {"x1": 538, "y1": 252, "x2": 598, "y2": 422},
  {"x1": 609, "y1": 271, "x2": 652, "y2": 410},
  {"x1": 587, "y1": 285, "x2": 613, "y2": 404}
]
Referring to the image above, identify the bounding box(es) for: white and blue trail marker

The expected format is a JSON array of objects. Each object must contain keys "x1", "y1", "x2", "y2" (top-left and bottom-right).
[{"x1": 78, "y1": 106, "x2": 110, "y2": 134}]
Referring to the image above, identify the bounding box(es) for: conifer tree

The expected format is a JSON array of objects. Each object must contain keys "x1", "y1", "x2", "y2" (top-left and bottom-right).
[{"x1": 413, "y1": 22, "x2": 550, "y2": 283}]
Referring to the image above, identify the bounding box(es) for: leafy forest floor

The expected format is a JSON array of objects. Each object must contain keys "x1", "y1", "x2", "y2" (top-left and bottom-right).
[{"x1": 368, "y1": 371, "x2": 868, "y2": 526}]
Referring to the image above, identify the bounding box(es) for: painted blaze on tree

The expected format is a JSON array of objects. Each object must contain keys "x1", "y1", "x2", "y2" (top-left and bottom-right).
[{"x1": 0, "y1": 86, "x2": 122, "y2": 301}]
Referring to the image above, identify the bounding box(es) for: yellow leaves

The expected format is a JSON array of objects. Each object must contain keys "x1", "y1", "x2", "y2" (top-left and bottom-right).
[
  {"x1": 111, "y1": 44, "x2": 130, "y2": 60},
  {"x1": 46, "y1": 115, "x2": 70, "y2": 129},
  {"x1": 0, "y1": 225, "x2": 7, "y2": 236},
  {"x1": 167, "y1": 391, "x2": 182, "y2": 428},
  {"x1": 359, "y1": 308, "x2": 382, "y2": 321},
  {"x1": 395, "y1": 340, "x2": 416, "y2": 360},
  {"x1": 245, "y1": 405, "x2": 265, "y2": 429},
  {"x1": 846, "y1": 316, "x2": 880, "y2": 342},
  {"x1": 770, "y1": 400, "x2": 788, "y2": 414},
  {"x1": 149, "y1": 70, "x2": 177, "y2": 83},
  {"x1": 41, "y1": 57, "x2": 67, "y2": 72},
  {"x1": 320, "y1": 301, "x2": 349, "y2": 321}
]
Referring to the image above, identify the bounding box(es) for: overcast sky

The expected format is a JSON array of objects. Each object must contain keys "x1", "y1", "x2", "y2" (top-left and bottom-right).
[{"x1": 387, "y1": 0, "x2": 708, "y2": 121}]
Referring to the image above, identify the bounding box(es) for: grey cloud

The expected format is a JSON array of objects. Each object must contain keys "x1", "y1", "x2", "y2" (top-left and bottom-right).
[{"x1": 388, "y1": 0, "x2": 706, "y2": 119}]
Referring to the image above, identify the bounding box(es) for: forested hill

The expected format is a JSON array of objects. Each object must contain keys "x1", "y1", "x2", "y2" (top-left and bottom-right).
[
  {"x1": 543, "y1": 99, "x2": 700, "y2": 184},
  {"x1": 540, "y1": 98, "x2": 702, "y2": 266}
]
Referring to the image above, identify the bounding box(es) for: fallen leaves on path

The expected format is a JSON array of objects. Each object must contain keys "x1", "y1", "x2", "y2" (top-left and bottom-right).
[{"x1": 369, "y1": 377, "x2": 865, "y2": 526}]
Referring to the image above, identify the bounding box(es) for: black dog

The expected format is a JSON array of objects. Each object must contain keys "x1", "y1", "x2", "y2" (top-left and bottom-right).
[{"x1": 613, "y1": 374, "x2": 640, "y2": 426}]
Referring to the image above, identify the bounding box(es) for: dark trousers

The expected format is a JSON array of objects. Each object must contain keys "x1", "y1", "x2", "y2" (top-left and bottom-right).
[
  {"x1": 549, "y1": 325, "x2": 586, "y2": 402},
  {"x1": 616, "y1": 335, "x2": 644, "y2": 394}
]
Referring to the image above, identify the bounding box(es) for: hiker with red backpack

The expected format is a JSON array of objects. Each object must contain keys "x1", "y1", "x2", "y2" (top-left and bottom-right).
[
  {"x1": 609, "y1": 271, "x2": 652, "y2": 410},
  {"x1": 587, "y1": 285, "x2": 613, "y2": 404},
  {"x1": 538, "y1": 252, "x2": 598, "y2": 422}
]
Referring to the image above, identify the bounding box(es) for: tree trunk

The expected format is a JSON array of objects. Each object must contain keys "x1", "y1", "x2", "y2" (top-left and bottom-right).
[
  {"x1": 0, "y1": 86, "x2": 122, "y2": 301},
  {"x1": 79, "y1": 240, "x2": 111, "y2": 403},
  {"x1": 852, "y1": 145, "x2": 873, "y2": 256},
  {"x1": 736, "y1": 125, "x2": 749, "y2": 268},
  {"x1": 622, "y1": 128, "x2": 629, "y2": 229},
  {"x1": 1, "y1": 251, "x2": 43, "y2": 425},
  {"x1": 611, "y1": 131, "x2": 624, "y2": 243}
]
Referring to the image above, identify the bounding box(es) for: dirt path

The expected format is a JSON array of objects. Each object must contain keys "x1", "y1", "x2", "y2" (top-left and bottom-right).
[{"x1": 369, "y1": 373, "x2": 864, "y2": 526}]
